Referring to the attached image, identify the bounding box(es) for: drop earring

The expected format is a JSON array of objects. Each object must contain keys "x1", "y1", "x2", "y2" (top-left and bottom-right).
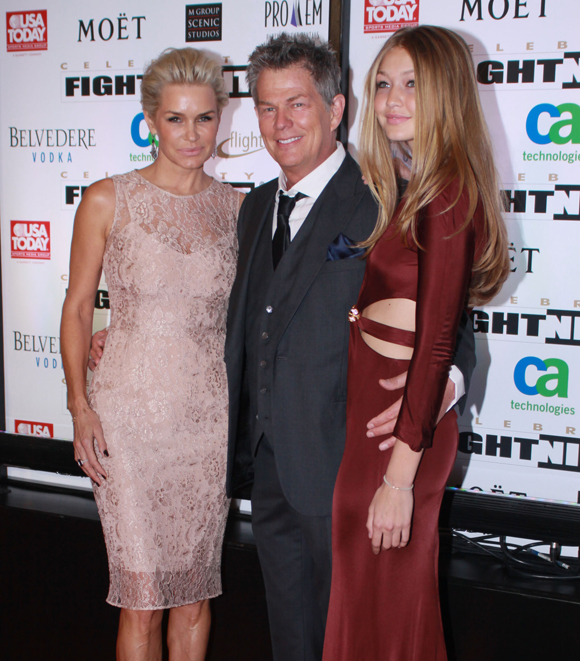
[
  {"x1": 211, "y1": 143, "x2": 217, "y2": 159},
  {"x1": 150, "y1": 136, "x2": 158, "y2": 160}
]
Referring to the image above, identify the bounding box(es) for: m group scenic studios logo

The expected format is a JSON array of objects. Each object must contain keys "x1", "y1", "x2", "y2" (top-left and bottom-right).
[
  {"x1": 10, "y1": 221, "x2": 50, "y2": 260},
  {"x1": 6, "y1": 10, "x2": 47, "y2": 52},
  {"x1": 512, "y1": 356, "x2": 574, "y2": 417},
  {"x1": 15, "y1": 419, "x2": 54, "y2": 437},
  {"x1": 364, "y1": 0, "x2": 418, "y2": 34},
  {"x1": 186, "y1": 4, "x2": 222, "y2": 42}
]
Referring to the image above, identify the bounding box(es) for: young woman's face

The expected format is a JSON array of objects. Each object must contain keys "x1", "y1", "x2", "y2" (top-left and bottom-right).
[
  {"x1": 374, "y1": 47, "x2": 416, "y2": 149},
  {"x1": 145, "y1": 83, "x2": 220, "y2": 171}
]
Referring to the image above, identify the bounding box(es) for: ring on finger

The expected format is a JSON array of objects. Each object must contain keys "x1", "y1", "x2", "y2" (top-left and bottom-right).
[{"x1": 77, "y1": 458, "x2": 89, "y2": 467}]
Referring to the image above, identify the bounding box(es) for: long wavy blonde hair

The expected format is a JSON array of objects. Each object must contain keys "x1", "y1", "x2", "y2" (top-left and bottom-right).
[{"x1": 359, "y1": 25, "x2": 509, "y2": 307}]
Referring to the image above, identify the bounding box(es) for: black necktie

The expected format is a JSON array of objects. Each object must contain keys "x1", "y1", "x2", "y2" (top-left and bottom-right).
[{"x1": 272, "y1": 192, "x2": 306, "y2": 270}]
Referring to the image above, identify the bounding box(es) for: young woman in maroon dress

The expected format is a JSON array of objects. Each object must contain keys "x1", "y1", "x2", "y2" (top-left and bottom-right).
[{"x1": 323, "y1": 26, "x2": 509, "y2": 660}]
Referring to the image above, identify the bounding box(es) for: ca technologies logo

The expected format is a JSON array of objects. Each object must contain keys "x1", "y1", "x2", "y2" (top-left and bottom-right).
[
  {"x1": 514, "y1": 356, "x2": 568, "y2": 397},
  {"x1": 526, "y1": 103, "x2": 580, "y2": 144},
  {"x1": 129, "y1": 112, "x2": 157, "y2": 164},
  {"x1": 512, "y1": 356, "x2": 574, "y2": 417}
]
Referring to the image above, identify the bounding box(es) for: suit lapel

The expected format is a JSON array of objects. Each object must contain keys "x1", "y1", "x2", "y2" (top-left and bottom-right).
[{"x1": 269, "y1": 154, "x2": 366, "y2": 344}]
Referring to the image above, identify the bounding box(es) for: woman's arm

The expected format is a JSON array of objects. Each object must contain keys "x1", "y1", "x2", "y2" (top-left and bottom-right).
[
  {"x1": 367, "y1": 181, "x2": 478, "y2": 551},
  {"x1": 60, "y1": 178, "x2": 115, "y2": 485}
]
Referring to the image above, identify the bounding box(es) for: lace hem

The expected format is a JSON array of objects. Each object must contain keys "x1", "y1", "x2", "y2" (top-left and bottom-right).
[{"x1": 105, "y1": 566, "x2": 223, "y2": 610}]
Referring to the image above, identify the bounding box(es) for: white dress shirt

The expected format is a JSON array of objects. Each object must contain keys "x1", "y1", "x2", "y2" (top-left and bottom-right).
[
  {"x1": 272, "y1": 142, "x2": 346, "y2": 239},
  {"x1": 271, "y1": 141, "x2": 464, "y2": 409}
]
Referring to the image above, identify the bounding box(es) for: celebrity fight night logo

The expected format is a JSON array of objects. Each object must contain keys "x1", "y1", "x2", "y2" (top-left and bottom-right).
[
  {"x1": 11, "y1": 221, "x2": 50, "y2": 260},
  {"x1": 364, "y1": 0, "x2": 418, "y2": 34},
  {"x1": 6, "y1": 10, "x2": 47, "y2": 52}
]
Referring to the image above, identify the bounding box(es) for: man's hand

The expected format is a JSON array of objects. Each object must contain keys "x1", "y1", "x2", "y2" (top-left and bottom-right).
[
  {"x1": 88, "y1": 329, "x2": 108, "y2": 371},
  {"x1": 366, "y1": 371, "x2": 456, "y2": 451}
]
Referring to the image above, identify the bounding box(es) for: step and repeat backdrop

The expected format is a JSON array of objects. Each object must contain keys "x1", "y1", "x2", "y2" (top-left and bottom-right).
[
  {"x1": 1, "y1": 0, "x2": 579, "y2": 507},
  {"x1": 0, "y1": 0, "x2": 329, "y2": 487},
  {"x1": 348, "y1": 0, "x2": 580, "y2": 506}
]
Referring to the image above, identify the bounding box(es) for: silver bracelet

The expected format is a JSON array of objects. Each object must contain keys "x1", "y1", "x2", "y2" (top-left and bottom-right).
[{"x1": 383, "y1": 475, "x2": 414, "y2": 491}]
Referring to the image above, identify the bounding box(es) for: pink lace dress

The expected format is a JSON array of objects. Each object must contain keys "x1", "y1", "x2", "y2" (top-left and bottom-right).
[{"x1": 88, "y1": 170, "x2": 239, "y2": 610}]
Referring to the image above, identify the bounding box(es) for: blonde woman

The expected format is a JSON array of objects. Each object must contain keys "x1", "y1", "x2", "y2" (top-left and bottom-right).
[
  {"x1": 323, "y1": 27, "x2": 509, "y2": 660},
  {"x1": 61, "y1": 48, "x2": 242, "y2": 660}
]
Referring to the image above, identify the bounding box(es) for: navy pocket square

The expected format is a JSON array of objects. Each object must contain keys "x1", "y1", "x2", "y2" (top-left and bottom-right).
[{"x1": 326, "y1": 233, "x2": 365, "y2": 261}]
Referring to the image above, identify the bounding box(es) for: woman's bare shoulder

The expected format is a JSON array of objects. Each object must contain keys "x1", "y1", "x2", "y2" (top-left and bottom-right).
[{"x1": 80, "y1": 178, "x2": 116, "y2": 214}]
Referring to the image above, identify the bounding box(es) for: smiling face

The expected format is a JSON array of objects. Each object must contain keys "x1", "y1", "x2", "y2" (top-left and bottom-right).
[
  {"x1": 145, "y1": 83, "x2": 219, "y2": 171},
  {"x1": 374, "y1": 47, "x2": 416, "y2": 149},
  {"x1": 255, "y1": 65, "x2": 345, "y2": 189}
]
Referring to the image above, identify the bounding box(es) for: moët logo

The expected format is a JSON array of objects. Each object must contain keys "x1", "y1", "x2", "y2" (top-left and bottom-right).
[
  {"x1": 526, "y1": 103, "x2": 580, "y2": 144},
  {"x1": 514, "y1": 356, "x2": 569, "y2": 398}
]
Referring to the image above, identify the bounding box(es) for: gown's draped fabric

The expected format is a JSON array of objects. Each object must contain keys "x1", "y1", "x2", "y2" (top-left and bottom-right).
[
  {"x1": 323, "y1": 180, "x2": 484, "y2": 660},
  {"x1": 88, "y1": 170, "x2": 239, "y2": 610}
]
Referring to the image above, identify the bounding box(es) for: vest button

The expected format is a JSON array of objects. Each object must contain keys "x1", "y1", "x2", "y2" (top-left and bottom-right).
[
  {"x1": 260, "y1": 387, "x2": 267, "y2": 394},
  {"x1": 266, "y1": 305, "x2": 273, "y2": 313},
  {"x1": 260, "y1": 360, "x2": 267, "y2": 368},
  {"x1": 262, "y1": 332, "x2": 269, "y2": 340}
]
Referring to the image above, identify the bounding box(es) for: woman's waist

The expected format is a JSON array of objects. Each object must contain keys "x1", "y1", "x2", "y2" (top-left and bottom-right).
[
  {"x1": 108, "y1": 315, "x2": 226, "y2": 338},
  {"x1": 97, "y1": 326, "x2": 226, "y2": 366},
  {"x1": 348, "y1": 300, "x2": 415, "y2": 347}
]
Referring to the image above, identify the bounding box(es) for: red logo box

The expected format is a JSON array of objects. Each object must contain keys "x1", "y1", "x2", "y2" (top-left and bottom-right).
[
  {"x1": 11, "y1": 221, "x2": 51, "y2": 260},
  {"x1": 6, "y1": 10, "x2": 47, "y2": 52},
  {"x1": 15, "y1": 419, "x2": 54, "y2": 437},
  {"x1": 364, "y1": 0, "x2": 419, "y2": 34}
]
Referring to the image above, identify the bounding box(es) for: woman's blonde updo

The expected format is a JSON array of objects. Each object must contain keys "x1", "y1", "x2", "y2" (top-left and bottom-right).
[{"x1": 141, "y1": 47, "x2": 229, "y2": 118}]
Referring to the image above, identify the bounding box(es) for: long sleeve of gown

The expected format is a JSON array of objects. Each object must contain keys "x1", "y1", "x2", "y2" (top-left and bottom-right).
[{"x1": 393, "y1": 182, "x2": 478, "y2": 451}]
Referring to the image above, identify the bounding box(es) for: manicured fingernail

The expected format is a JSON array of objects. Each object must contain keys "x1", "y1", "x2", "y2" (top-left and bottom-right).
[
  {"x1": 104, "y1": 450, "x2": 109, "y2": 457},
  {"x1": 367, "y1": 431, "x2": 374, "y2": 438},
  {"x1": 367, "y1": 423, "x2": 374, "y2": 429}
]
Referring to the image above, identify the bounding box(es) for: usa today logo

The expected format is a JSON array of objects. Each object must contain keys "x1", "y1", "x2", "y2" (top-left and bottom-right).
[
  {"x1": 511, "y1": 356, "x2": 575, "y2": 417},
  {"x1": 129, "y1": 112, "x2": 158, "y2": 163}
]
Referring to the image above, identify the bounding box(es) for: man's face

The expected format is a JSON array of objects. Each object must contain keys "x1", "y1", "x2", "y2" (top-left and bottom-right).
[{"x1": 255, "y1": 65, "x2": 345, "y2": 189}]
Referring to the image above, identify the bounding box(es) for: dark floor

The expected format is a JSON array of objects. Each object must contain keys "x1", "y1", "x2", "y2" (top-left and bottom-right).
[{"x1": 1, "y1": 481, "x2": 580, "y2": 661}]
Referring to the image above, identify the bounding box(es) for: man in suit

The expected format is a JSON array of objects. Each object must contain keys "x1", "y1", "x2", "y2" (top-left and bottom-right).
[
  {"x1": 224, "y1": 34, "x2": 475, "y2": 661},
  {"x1": 89, "y1": 32, "x2": 473, "y2": 661}
]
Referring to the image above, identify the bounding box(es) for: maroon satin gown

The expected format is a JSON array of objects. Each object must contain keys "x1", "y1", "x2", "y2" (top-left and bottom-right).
[{"x1": 323, "y1": 179, "x2": 485, "y2": 661}]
